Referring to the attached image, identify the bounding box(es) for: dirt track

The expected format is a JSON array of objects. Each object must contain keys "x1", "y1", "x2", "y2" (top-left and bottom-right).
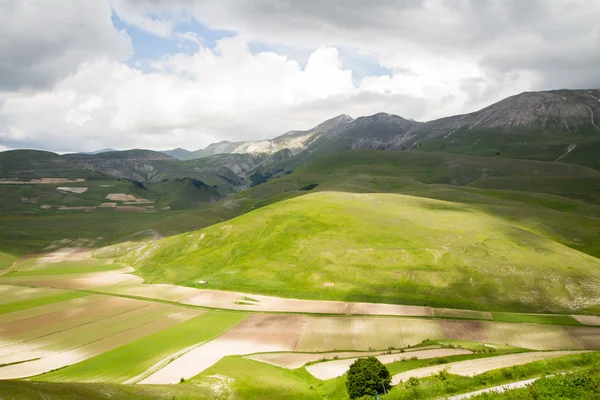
[
  {"x1": 391, "y1": 351, "x2": 589, "y2": 384},
  {"x1": 181, "y1": 289, "x2": 432, "y2": 317},
  {"x1": 247, "y1": 350, "x2": 398, "y2": 369},
  {"x1": 307, "y1": 348, "x2": 473, "y2": 380},
  {"x1": 35, "y1": 247, "x2": 93, "y2": 263}
]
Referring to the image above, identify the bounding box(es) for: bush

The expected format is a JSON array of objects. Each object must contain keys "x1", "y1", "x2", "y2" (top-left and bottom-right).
[
  {"x1": 406, "y1": 377, "x2": 420, "y2": 388},
  {"x1": 300, "y1": 183, "x2": 319, "y2": 191},
  {"x1": 346, "y1": 357, "x2": 392, "y2": 399}
]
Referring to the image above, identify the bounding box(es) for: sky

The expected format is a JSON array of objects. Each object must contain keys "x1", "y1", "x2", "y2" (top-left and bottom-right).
[{"x1": 0, "y1": 0, "x2": 599, "y2": 153}]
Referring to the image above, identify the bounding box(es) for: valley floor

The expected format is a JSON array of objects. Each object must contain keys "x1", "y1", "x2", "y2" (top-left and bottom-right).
[{"x1": 0, "y1": 244, "x2": 599, "y2": 397}]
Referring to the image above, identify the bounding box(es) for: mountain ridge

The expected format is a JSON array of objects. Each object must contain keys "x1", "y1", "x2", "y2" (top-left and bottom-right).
[{"x1": 162, "y1": 89, "x2": 600, "y2": 163}]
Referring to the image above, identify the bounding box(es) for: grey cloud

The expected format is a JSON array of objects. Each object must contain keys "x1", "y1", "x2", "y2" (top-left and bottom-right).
[
  {"x1": 122, "y1": 0, "x2": 600, "y2": 90},
  {"x1": 0, "y1": 0, "x2": 132, "y2": 90}
]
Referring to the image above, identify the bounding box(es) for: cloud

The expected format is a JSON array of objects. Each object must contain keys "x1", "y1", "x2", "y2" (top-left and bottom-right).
[
  {"x1": 110, "y1": 0, "x2": 175, "y2": 37},
  {"x1": 0, "y1": 38, "x2": 371, "y2": 152},
  {"x1": 0, "y1": 0, "x2": 132, "y2": 91},
  {"x1": 119, "y1": 0, "x2": 600, "y2": 90},
  {"x1": 1, "y1": 0, "x2": 599, "y2": 152}
]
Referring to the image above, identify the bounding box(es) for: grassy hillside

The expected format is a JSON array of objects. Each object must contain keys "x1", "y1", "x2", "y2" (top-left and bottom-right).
[
  {"x1": 0, "y1": 178, "x2": 223, "y2": 213},
  {"x1": 113, "y1": 191, "x2": 600, "y2": 313},
  {"x1": 231, "y1": 150, "x2": 600, "y2": 259},
  {"x1": 236, "y1": 150, "x2": 600, "y2": 211},
  {"x1": 0, "y1": 150, "x2": 107, "y2": 180},
  {"x1": 417, "y1": 131, "x2": 600, "y2": 171}
]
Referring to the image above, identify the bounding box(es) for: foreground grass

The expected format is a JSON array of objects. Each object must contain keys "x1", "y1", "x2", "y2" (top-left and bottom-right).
[
  {"x1": 38, "y1": 311, "x2": 245, "y2": 383},
  {"x1": 3, "y1": 351, "x2": 599, "y2": 400},
  {"x1": 114, "y1": 191, "x2": 600, "y2": 313},
  {"x1": 0, "y1": 380, "x2": 213, "y2": 400},
  {"x1": 190, "y1": 356, "x2": 347, "y2": 400}
]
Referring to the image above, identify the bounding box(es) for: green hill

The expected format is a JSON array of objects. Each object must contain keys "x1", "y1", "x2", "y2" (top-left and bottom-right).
[
  {"x1": 112, "y1": 191, "x2": 600, "y2": 313},
  {"x1": 0, "y1": 150, "x2": 107, "y2": 180}
]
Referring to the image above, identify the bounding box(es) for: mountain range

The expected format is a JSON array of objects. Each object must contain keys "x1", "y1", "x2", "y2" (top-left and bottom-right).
[
  {"x1": 2, "y1": 89, "x2": 599, "y2": 193},
  {"x1": 163, "y1": 89, "x2": 600, "y2": 163}
]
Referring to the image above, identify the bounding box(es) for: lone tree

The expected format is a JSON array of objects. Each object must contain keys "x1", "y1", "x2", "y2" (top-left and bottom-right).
[{"x1": 346, "y1": 356, "x2": 392, "y2": 399}]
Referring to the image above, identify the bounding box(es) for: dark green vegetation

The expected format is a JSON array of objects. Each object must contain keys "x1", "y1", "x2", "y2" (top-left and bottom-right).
[
  {"x1": 346, "y1": 357, "x2": 392, "y2": 398},
  {"x1": 0, "y1": 150, "x2": 107, "y2": 180}
]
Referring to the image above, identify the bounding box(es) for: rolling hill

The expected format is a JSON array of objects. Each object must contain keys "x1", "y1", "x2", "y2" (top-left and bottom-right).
[
  {"x1": 0, "y1": 150, "x2": 108, "y2": 180},
  {"x1": 110, "y1": 191, "x2": 600, "y2": 313}
]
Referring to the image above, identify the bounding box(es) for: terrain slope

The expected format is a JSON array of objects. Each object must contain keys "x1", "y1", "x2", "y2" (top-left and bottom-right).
[{"x1": 115, "y1": 191, "x2": 600, "y2": 313}]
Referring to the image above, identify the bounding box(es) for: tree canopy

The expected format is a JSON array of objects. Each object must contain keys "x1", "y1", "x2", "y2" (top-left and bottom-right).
[{"x1": 346, "y1": 356, "x2": 392, "y2": 399}]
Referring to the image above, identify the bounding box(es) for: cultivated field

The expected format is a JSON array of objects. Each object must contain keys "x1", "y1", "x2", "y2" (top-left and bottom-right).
[
  {"x1": 390, "y1": 351, "x2": 590, "y2": 384},
  {"x1": 38, "y1": 311, "x2": 244, "y2": 383},
  {"x1": 0, "y1": 295, "x2": 199, "y2": 379}
]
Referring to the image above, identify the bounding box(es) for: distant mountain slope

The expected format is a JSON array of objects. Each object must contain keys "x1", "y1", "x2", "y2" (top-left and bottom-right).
[
  {"x1": 416, "y1": 89, "x2": 600, "y2": 168},
  {"x1": 0, "y1": 150, "x2": 107, "y2": 180},
  {"x1": 186, "y1": 89, "x2": 600, "y2": 174},
  {"x1": 161, "y1": 148, "x2": 194, "y2": 160},
  {"x1": 421, "y1": 89, "x2": 600, "y2": 135},
  {"x1": 79, "y1": 148, "x2": 117, "y2": 155},
  {"x1": 3, "y1": 89, "x2": 599, "y2": 191},
  {"x1": 62, "y1": 150, "x2": 178, "y2": 182},
  {"x1": 187, "y1": 114, "x2": 354, "y2": 159}
]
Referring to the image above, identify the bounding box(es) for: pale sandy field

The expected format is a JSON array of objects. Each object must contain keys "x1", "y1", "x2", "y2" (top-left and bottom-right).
[{"x1": 391, "y1": 351, "x2": 590, "y2": 384}]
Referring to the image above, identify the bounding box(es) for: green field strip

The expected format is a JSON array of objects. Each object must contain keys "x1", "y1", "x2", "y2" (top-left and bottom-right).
[
  {"x1": 0, "y1": 251, "x2": 18, "y2": 271},
  {"x1": 7, "y1": 263, "x2": 123, "y2": 277},
  {"x1": 296, "y1": 317, "x2": 446, "y2": 352},
  {"x1": 0, "y1": 285, "x2": 68, "y2": 305},
  {"x1": 38, "y1": 311, "x2": 246, "y2": 383},
  {"x1": 2, "y1": 310, "x2": 200, "y2": 377},
  {"x1": 492, "y1": 312, "x2": 583, "y2": 326},
  {"x1": 0, "y1": 291, "x2": 89, "y2": 315},
  {"x1": 0, "y1": 295, "x2": 102, "y2": 324},
  {"x1": 0, "y1": 298, "x2": 151, "y2": 343},
  {"x1": 63, "y1": 312, "x2": 200, "y2": 365},
  {"x1": 482, "y1": 321, "x2": 582, "y2": 350},
  {"x1": 0, "y1": 303, "x2": 156, "y2": 355},
  {"x1": 40, "y1": 306, "x2": 170, "y2": 352}
]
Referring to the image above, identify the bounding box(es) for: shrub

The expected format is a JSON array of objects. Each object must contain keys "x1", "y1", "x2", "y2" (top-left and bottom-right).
[
  {"x1": 406, "y1": 377, "x2": 420, "y2": 388},
  {"x1": 300, "y1": 183, "x2": 319, "y2": 191},
  {"x1": 437, "y1": 369, "x2": 450, "y2": 381},
  {"x1": 346, "y1": 357, "x2": 392, "y2": 399}
]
